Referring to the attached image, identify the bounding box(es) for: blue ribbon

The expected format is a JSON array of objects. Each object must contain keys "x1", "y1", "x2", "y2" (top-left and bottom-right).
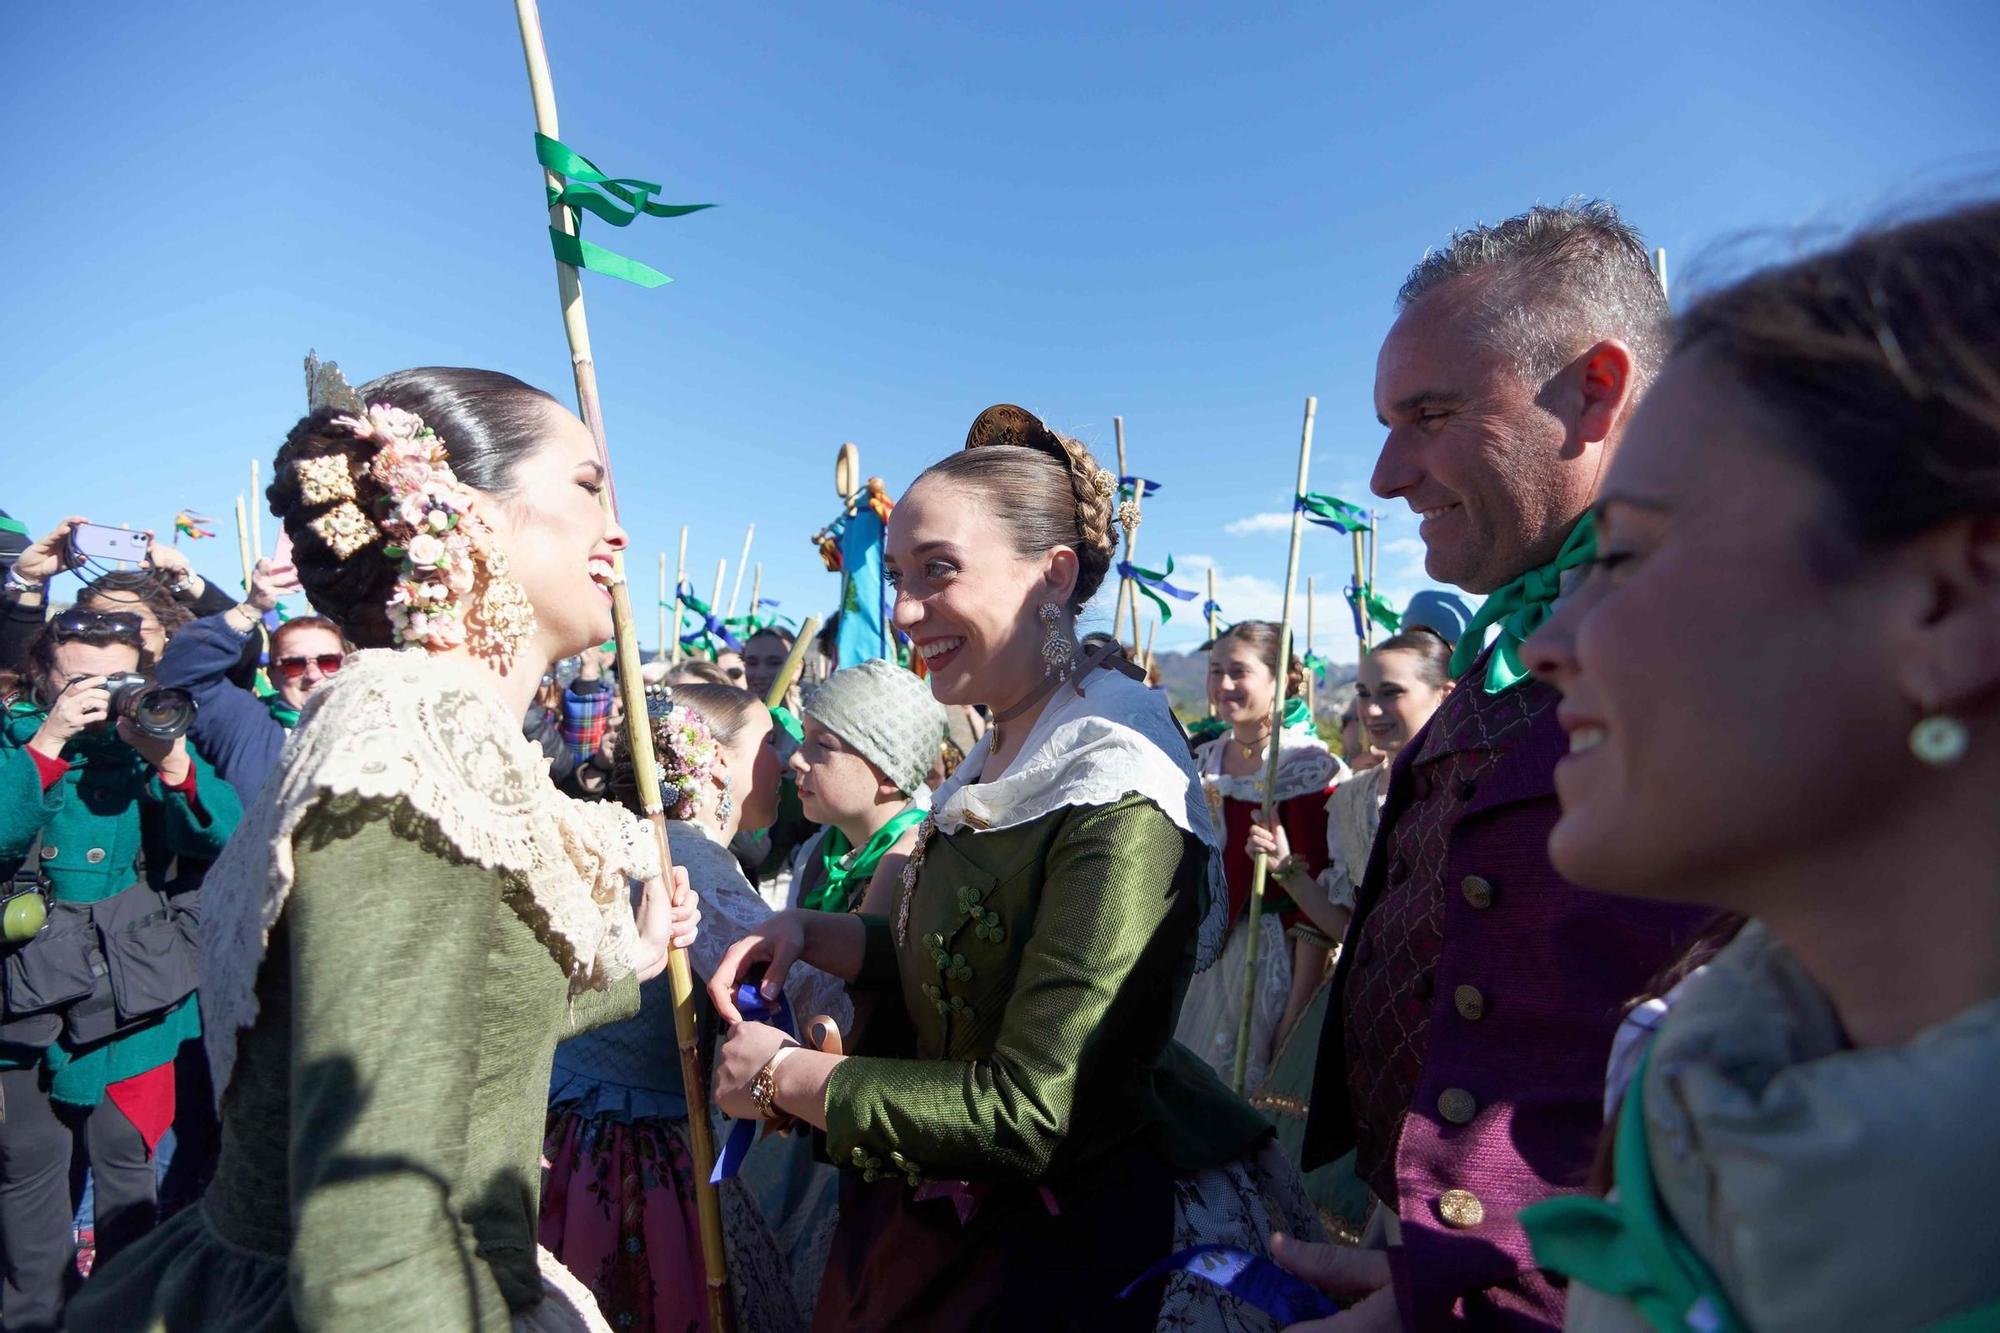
[
  {"x1": 1117, "y1": 556, "x2": 1200, "y2": 621},
  {"x1": 1201, "y1": 599, "x2": 1224, "y2": 622},
  {"x1": 710, "y1": 982, "x2": 796, "y2": 1183},
  {"x1": 1295, "y1": 491, "x2": 1373, "y2": 534},
  {"x1": 1118, "y1": 475, "x2": 1162, "y2": 499},
  {"x1": 1120, "y1": 1245, "x2": 1339, "y2": 1324}
]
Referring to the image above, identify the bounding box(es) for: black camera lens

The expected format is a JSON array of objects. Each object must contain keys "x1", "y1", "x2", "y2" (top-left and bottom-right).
[{"x1": 102, "y1": 673, "x2": 196, "y2": 742}]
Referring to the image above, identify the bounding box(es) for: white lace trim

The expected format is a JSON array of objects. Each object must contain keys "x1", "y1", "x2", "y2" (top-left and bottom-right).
[
  {"x1": 200, "y1": 648, "x2": 658, "y2": 1106},
  {"x1": 933, "y1": 669, "x2": 1232, "y2": 970},
  {"x1": 1194, "y1": 728, "x2": 1344, "y2": 803}
]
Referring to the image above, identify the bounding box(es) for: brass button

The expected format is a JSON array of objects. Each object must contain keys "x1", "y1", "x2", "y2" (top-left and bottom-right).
[
  {"x1": 1455, "y1": 985, "x2": 1486, "y2": 1021},
  {"x1": 1438, "y1": 1087, "x2": 1478, "y2": 1124},
  {"x1": 1438, "y1": 1188, "x2": 1484, "y2": 1228},
  {"x1": 85, "y1": 848, "x2": 107, "y2": 865},
  {"x1": 40, "y1": 845, "x2": 58, "y2": 861},
  {"x1": 1460, "y1": 875, "x2": 1494, "y2": 909}
]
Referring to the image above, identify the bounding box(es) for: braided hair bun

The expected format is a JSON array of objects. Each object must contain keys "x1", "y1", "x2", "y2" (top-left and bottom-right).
[{"x1": 914, "y1": 404, "x2": 1119, "y2": 613}]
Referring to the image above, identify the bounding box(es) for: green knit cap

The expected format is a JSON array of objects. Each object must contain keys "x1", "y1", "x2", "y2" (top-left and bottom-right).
[{"x1": 802, "y1": 658, "x2": 948, "y2": 796}]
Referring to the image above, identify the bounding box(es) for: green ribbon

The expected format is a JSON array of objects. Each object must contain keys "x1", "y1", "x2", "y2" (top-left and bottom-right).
[
  {"x1": 535, "y1": 133, "x2": 713, "y2": 289},
  {"x1": 1282, "y1": 695, "x2": 1315, "y2": 734},
  {"x1": 768, "y1": 704, "x2": 804, "y2": 745},
  {"x1": 1117, "y1": 555, "x2": 1199, "y2": 622},
  {"x1": 1296, "y1": 492, "x2": 1372, "y2": 534},
  {"x1": 1449, "y1": 512, "x2": 1597, "y2": 694},
  {"x1": 1346, "y1": 583, "x2": 1403, "y2": 635},
  {"x1": 1524, "y1": 1047, "x2": 1747, "y2": 1333},
  {"x1": 801, "y1": 805, "x2": 930, "y2": 914}
]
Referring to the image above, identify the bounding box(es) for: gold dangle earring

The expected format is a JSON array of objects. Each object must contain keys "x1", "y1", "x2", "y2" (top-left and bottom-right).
[{"x1": 1040, "y1": 602, "x2": 1076, "y2": 678}]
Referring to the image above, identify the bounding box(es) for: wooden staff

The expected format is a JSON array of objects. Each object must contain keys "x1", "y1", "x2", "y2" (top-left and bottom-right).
[
  {"x1": 1205, "y1": 567, "x2": 1219, "y2": 717},
  {"x1": 1121, "y1": 421, "x2": 1146, "y2": 655},
  {"x1": 1367, "y1": 513, "x2": 1378, "y2": 618},
  {"x1": 1352, "y1": 529, "x2": 1372, "y2": 651},
  {"x1": 657, "y1": 552, "x2": 669, "y2": 661},
  {"x1": 671, "y1": 525, "x2": 688, "y2": 665},
  {"x1": 1142, "y1": 616, "x2": 1157, "y2": 678},
  {"x1": 708, "y1": 559, "x2": 727, "y2": 649},
  {"x1": 512, "y1": 5, "x2": 732, "y2": 1327},
  {"x1": 249, "y1": 460, "x2": 263, "y2": 558},
  {"x1": 1305, "y1": 576, "x2": 1317, "y2": 717},
  {"x1": 727, "y1": 523, "x2": 755, "y2": 619},
  {"x1": 1232, "y1": 396, "x2": 1315, "y2": 1094},
  {"x1": 749, "y1": 562, "x2": 763, "y2": 630},
  {"x1": 765, "y1": 615, "x2": 819, "y2": 709},
  {"x1": 1111, "y1": 416, "x2": 1131, "y2": 644},
  {"x1": 1653, "y1": 247, "x2": 1670, "y2": 301},
  {"x1": 233, "y1": 494, "x2": 254, "y2": 591}
]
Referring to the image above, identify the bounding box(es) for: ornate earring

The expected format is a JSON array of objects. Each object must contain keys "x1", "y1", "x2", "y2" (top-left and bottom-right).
[
  {"x1": 1910, "y1": 713, "x2": 1969, "y2": 766},
  {"x1": 716, "y1": 775, "x2": 736, "y2": 828},
  {"x1": 1040, "y1": 602, "x2": 1075, "y2": 678},
  {"x1": 465, "y1": 547, "x2": 537, "y2": 670}
]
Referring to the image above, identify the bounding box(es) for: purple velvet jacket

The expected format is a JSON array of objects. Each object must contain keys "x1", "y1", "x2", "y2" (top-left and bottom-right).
[{"x1": 1303, "y1": 670, "x2": 1711, "y2": 1330}]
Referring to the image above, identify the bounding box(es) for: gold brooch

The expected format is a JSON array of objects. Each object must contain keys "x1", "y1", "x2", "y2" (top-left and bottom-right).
[
  {"x1": 295, "y1": 454, "x2": 357, "y2": 506},
  {"x1": 309, "y1": 500, "x2": 380, "y2": 561}
]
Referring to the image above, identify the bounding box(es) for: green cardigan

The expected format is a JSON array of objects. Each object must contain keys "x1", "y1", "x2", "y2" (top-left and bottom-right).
[
  {"x1": 0, "y1": 701, "x2": 240, "y2": 1104},
  {"x1": 72, "y1": 802, "x2": 641, "y2": 1332},
  {"x1": 825, "y1": 792, "x2": 1268, "y2": 1190}
]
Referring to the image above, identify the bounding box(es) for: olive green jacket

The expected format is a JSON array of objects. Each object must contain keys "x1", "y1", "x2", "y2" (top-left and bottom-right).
[{"x1": 825, "y1": 793, "x2": 1268, "y2": 1190}]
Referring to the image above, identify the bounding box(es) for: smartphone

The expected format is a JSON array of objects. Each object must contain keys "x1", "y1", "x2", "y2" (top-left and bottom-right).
[{"x1": 68, "y1": 524, "x2": 151, "y2": 565}]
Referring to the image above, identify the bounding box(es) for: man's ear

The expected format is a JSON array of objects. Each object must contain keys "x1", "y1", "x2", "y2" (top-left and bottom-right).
[{"x1": 1572, "y1": 339, "x2": 1637, "y2": 448}]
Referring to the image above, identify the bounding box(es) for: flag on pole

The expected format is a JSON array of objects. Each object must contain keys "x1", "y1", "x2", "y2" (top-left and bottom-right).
[
  {"x1": 175, "y1": 511, "x2": 217, "y2": 540},
  {"x1": 1294, "y1": 493, "x2": 1372, "y2": 534}
]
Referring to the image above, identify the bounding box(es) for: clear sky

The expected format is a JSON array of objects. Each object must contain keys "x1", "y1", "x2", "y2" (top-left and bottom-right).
[{"x1": 4, "y1": 1, "x2": 1995, "y2": 659}]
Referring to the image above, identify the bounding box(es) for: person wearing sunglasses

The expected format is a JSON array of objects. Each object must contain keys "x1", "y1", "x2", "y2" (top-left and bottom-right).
[
  {"x1": 0, "y1": 610, "x2": 239, "y2": 1329},
  {"x1": 154, "y1": 557, "x2": 347, "y2": 807}
]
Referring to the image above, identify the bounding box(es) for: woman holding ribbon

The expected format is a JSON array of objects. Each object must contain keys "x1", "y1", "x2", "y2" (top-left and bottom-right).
[
  {"x1": 709, "y1": 404, "x2": 1318, "y2": 1331},
  {"x1": 542, "y1": 681, "x2": 849, "y2": 1333},
  {"x1": 75, "y1": 367, "x2": 701, "y2": 1333}
]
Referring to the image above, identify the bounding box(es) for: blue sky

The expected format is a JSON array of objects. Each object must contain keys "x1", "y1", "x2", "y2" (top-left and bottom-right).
[{"x1": 4, "y1": 1, "x2": 1995, "y2": 659}]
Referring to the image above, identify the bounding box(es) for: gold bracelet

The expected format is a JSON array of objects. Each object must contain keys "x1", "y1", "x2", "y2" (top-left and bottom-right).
[{"x1": 750, "y1": 1044, "x2": 800, "y2": 1121}]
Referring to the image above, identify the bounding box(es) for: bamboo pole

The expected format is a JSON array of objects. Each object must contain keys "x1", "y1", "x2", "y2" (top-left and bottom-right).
[
  {"x1": 749, "y1": 562, "x2": 763, "y2": 630},
  {"x1": 1305, "y1": 576, "x2": 1317, "y2": 717},
  {"x1": 249, "y1": 460, "x2": 262, "y2": 558},
  {"x1": 512, "y1": 5, "x2": 732, "y2": 1327},
  {"x1": 709, "y1": 558, "x2": 727, "y2": 653},
  {"x1": 765, "y1": 615, "x2": 819, "y2": 709},
  {"x1": 1142, "y1": 616, "x2": 1157, "y2": 679},
  {"x1": 727, "y1": 523, "x2": 755, "y2": 619},
  {"x1": 1367, "y1": 514, "x2": 1379, "y2": 619},
  {"x1": 671, "y1": 526, "x2": 688, "y2": 665},
  {"x1": 1123, "y1": 425, "x2": 1145, "y2": 657},
  {"x1": 1111, "y1": 416, "x2": 1136, "y2": 650},
  {"x1": 1653, "y1": 247, "x2": 1670, "y2": 301},
  {"x1": 657, "y1": 552, "x2": 668, "y2": 661},
  {"x1": 1352, "y1": 530, "x2": 1371, "y2": 651},
  {"x1": 233, "y1": 495, "x2": 254, "y2": 590},
  {"x1": 1232, "y1": 396, "x2": 1315, "y2": 1094}
]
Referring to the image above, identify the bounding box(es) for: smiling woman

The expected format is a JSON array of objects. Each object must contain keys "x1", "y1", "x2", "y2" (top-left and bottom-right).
[{"x1": 708, "y1": 404, "x2": 1321, "y2": 1331}]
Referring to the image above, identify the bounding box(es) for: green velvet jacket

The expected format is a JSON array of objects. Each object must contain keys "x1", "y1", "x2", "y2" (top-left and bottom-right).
[
  {"x1": 824, "y1": 792, "x2": 1268, "y2": 1191},
  {"x1": 0, "y1": 701, "x2": 240, "y2": 1103},
  {"x1": 72, "y1": 804, "x2": 641, "y2": 1333}
]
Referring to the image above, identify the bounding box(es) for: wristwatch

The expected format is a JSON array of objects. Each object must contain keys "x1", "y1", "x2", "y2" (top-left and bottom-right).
[{"x1": 751, "y1": 1044, "x2": 800, "y2": 1121}]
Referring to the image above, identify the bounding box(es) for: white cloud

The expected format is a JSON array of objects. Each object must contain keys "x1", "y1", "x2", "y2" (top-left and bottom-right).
[{"x1": 1222, "y1": 512, "x2": 1295, "y2": 537}]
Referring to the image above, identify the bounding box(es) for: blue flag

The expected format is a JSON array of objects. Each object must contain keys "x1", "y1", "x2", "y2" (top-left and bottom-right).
[{"x1": 834, "y1": 508, "x2": 893, "y2": 668}]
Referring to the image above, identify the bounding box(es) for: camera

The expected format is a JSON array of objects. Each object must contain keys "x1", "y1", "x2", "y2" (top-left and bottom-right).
[{"x1": 101, "y1": 673, "x2": 196, "y2": 742}]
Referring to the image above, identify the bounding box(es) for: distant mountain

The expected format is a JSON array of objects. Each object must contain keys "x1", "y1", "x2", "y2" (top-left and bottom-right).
[{"x1": 1153, "y1": 649, "x2": 1356, "y2": 721}]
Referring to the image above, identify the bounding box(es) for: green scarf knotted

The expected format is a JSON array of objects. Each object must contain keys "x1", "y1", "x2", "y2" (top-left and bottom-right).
[
  {"x1": 1449, "y1": 511, "x2": 1598, "y2": 694},
  {"x1": 801, "y1": 804, "x2": 930, "y2": 915}
]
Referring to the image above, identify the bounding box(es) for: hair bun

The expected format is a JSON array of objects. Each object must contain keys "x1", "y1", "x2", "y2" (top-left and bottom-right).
[{"x1": 964, "y1": 403, "x2": 1062, "y2": 456}]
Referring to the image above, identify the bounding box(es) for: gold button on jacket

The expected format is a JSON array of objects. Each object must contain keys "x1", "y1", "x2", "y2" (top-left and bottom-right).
[
  {"x1": 1438, "y1": 1188, "x2": 1484, "y2": 1228},
  {"x1": 1438, "y1": 1087, "x2": 1478, "y2": 1124},
  {"x1": 1460, "y1": 875, "x2": 1494, "y2": 909},
  {"x1": 1454, "y1": 984, "x2": 1486, "y2": 1021}
]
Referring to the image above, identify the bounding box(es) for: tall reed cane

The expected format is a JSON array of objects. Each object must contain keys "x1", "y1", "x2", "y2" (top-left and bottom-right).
[
  {"x1": 1205, "y1": 567, "x2": 1219, "y2": 717},
  {"x1": 765, "y1": 616, "x2": 820, "y2": 709},
  {"x1": 1231, "y1": 396, "x2": 1315, "y2": 1093},
  {"x1": 512, "y1": 5, "x2": 733, "y2": 1327},
  {"x1": 657, "y1": 551, "x2": 669, "y2": 660},
  {"x1": 1305, "y1": 576, "x2": 1317, "y2": 717},
  {"x1": 727, "y1": 524, "x2": 755, "y2": 619},
  {"x1": 671, "y1": 526, "x2": 688, "y2": 665}
]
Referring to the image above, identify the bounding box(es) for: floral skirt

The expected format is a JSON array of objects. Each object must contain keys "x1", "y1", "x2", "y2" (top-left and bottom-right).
[{"x1": 539, "y1": 1109, "x2": 805, "y2": 1333}]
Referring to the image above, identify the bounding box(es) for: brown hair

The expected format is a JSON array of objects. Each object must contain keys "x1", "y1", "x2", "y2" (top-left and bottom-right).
[
  {"x1": 1212, "y1": 620, "x2": 1307, "y2": 700},
  {"x1": 79, "y1": 571, "x2": 192, "y2": 641},
  {"x1": 612, "y1": 682, "x2": 764, "y2": 818},
  {"x1": 911, "y1": 404, "x2": 1119, "y2": 614},
  {"x1": 24, "y1": 615, "x2": 147, "y2": 710},
  {"x1": 270, "y1": 615, "x2": 348, "y2": 659},
  {"x1": 1676, "y1": 200, "x2": 2000, "y2": 553},
  {"x1": 668, "y1": 659, "x2": 734, "y2": 687},
  {"x1": 1368, "y1": 626, "x2": 1454, "y2": 690},
  {"x1": 267, "y1": 367, "x2": 560, "y2": 644}
]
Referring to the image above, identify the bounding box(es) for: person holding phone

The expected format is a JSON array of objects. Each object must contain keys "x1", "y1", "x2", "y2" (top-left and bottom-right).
[
  {"x1": 154, "y1": 556, "x2": 345, "y2": 806},
  {"x1": 0, "y1": 609, "x2": 240, "y2": 1330}
]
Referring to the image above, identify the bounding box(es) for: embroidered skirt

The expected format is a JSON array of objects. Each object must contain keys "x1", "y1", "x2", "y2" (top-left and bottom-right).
[{"x1": 1174, "y1": 915, "x2": 1291, "y2": 1092}]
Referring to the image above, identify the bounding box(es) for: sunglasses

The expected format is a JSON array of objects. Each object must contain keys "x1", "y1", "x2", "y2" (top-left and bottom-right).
[
  {"x1": 273, "y1": 653, "x2": 345, "y2": 681},
  {"x1": 51, "y1": 609, "x2": 146, "y2": 640}
]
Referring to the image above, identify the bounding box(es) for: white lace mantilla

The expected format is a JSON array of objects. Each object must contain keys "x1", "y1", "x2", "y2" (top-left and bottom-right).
[
  {"x1": 1194, "y1": 728, "x2": 1344, "y2": 804},
  {"x1": 932, "y1": 668, "x2": 1232, "y2": 970},
  {"x1": 200, "y1": 648, "x2": 660, "y2": 1105}
]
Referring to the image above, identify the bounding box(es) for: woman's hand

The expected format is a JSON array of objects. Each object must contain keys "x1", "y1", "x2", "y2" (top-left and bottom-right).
[
  {"x1": 713, "y1": 1020, "x2": 796, "y2": 1119},
  {"x1": 28, "y1": 675, "x2": 110, "y2": 757},
  {"x1": 12, "y1": 516, "x2": 88, "y2": 586},
  {"x1": 633, "y1": 867, "x2": 700, "y2": 982},
  {"x1": 146, "y1": 542, "x2": 203, "y2": 600},
  {"x1": 709, "y1": 909, "x2": 810, "y2": 1020},
  {"x1": 118, "y1": 719, "x2": 190, "y2": 783},
  {"x1": 1270, "y1": 1232, "x2": 1397, "y2": 1331}
]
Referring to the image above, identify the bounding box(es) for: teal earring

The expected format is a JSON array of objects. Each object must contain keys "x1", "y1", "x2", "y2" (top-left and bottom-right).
[{"x1": 1910, "y1": 714, "x2": 1969, "y2": 766}]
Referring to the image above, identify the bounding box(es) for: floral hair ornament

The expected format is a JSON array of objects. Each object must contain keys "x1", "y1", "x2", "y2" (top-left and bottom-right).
[
  {"x1": 334, "y1": 403, "x2": 537, "y2": 663},
  {"x1": 294, "y1": 454, "x2": 358, "y2": 506},
  {"x1": 652, "y1": 704, "x2": 721, "y2": 820},
  {"x1": 309, "y1": 501, "x2": 379, "y2": 561}
]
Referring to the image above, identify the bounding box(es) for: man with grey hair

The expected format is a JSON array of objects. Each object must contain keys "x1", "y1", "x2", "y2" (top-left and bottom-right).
[{"x1": 1280, "y1": 202, "x2": 1713, "y2": 1330}]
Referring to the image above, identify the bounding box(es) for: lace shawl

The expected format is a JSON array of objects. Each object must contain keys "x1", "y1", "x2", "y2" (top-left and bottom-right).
[
  {"x1": 200, "y1": 648, "x2": 659, "y2": 1105},
  {"x1": 931, "y1": 668, "x2": 1232, "y2": 970},
  {"x1": 1193, "y1": 727, "x2": 1346, "y2": 804}
]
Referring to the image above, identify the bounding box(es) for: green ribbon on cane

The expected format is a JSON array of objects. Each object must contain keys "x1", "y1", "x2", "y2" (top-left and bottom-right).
[
  {"x1": 1116, "y1": 555, "x2": 1199, "y2": 622},
  {"x1": 535, "y1": 133, "x2": 713, "y2": 288},
  {"x1": 1449, "y1": 512, "x2": 1597, "y2": 694},
  {"x1": 1345, "y1": 583, "x2": 1403, "y2": 636}
]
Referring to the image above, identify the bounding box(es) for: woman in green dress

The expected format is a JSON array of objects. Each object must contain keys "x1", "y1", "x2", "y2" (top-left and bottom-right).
[
  {"x1": 709, "y1": 405, "x2": 1318, "y2": 1331},
  {"x1": 73, "y1": 366, "x2": 699, "y2": 1333}
]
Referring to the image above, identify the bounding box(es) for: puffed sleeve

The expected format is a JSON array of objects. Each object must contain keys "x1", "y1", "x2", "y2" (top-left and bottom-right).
[{"x1": 821, "y1": 794, "x2": 1193, "y2": 1183}]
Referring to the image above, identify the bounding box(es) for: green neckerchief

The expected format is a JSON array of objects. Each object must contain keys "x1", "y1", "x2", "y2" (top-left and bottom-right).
[
  {"x1": 1449, "y1": 511, "x2": 1598, "y2": 694},
  {"x1": 266, "y1": 696, "x2": 301, "y2": 730},
  {"x1": 769, "y1": 704, "x2": 804, "y2": 745},
  {"x1": 801, "y1": 804, "x2": 928, "y2": 915},
  {"x1": 1523, "y1": 1046, "x2": 1748, "y2": 1333},
  {"x1": 1281, "y1": 695, "x2": 1315, "y2": 734}
]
